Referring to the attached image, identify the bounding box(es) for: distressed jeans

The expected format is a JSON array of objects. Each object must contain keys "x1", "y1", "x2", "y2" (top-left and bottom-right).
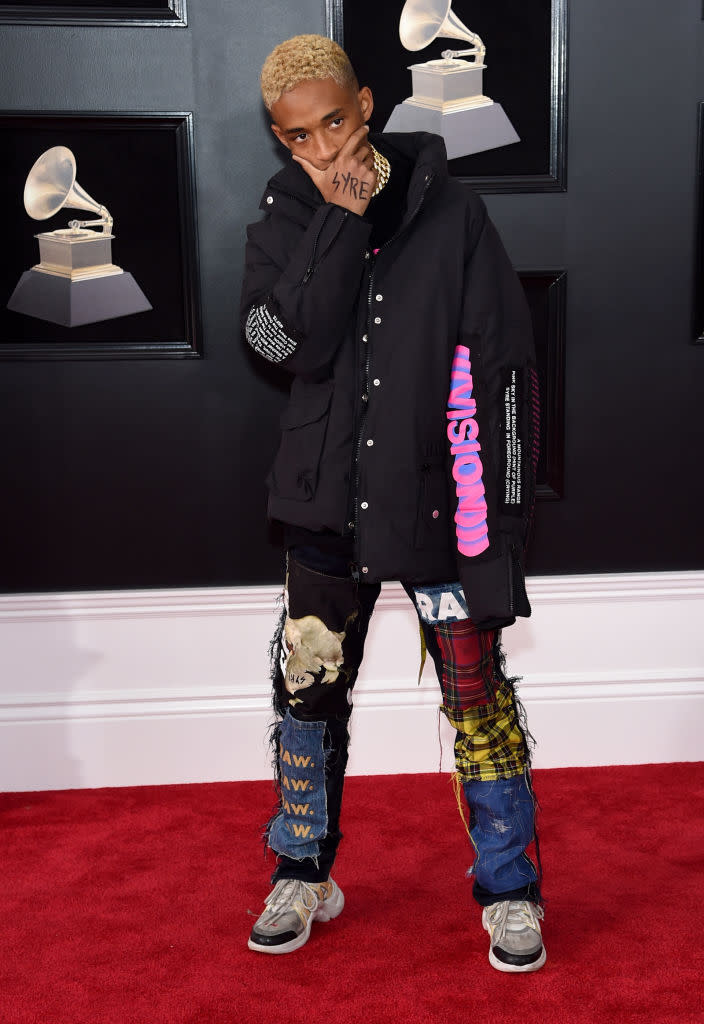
[{"x1": 266, "y1": 548, "x2": 541, "y2": 907}]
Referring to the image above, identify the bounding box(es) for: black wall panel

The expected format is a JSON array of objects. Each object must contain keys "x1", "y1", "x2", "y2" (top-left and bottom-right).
[{"x1": 0, "y1": 0, "x2": 703, "y2": 593}]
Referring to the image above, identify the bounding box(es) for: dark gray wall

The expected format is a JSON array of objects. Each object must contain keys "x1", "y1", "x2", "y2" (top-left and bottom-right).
[{"x1": 1, "y1": 0, "x2": 703, "y2": 592}]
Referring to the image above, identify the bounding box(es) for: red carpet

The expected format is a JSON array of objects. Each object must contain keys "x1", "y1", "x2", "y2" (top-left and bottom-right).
[{"x1": 1, "y1": 763, "x2": 703, "y2": 1024}]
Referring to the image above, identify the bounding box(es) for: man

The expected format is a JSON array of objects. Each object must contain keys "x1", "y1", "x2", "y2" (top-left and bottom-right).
[{"x1": 241, "y1": 33, "x2": 545, "y2": 972}]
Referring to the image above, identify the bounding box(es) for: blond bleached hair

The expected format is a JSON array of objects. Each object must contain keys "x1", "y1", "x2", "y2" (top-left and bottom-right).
[{"x1": 260, "y1": 34, "x2": 357, "y2": 111}]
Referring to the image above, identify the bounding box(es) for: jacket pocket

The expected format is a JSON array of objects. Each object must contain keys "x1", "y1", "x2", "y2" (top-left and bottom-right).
[
  {"x1": 414, "y1": 454, "x2": 451, "y2": 550},
  {"x1": 268, "y1": 379, "x2": 334, "y2": 502}
]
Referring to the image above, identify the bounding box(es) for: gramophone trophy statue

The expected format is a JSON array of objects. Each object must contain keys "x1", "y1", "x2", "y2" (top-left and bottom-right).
[
  {"x1": 384, "y1": 0, "x2": 519, "y2": 160},
  {"x1": 7, "y1": 146, "x2": 151, "y2": 328}
]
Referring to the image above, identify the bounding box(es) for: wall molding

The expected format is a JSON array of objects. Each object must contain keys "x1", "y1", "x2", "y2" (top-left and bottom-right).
[
  {"x1": 1, "y1": 572, "x2": 702, "y2": 791},
  {"x1": 3, "y1": 668, "x2": 703, "y2": 723},
  {"x1": 2, "y1": 570, "x2": 702, "y2": 620}
]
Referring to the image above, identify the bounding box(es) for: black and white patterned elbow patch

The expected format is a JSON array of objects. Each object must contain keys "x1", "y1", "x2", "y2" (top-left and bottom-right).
[{"x1": 245, "y1": 302, "x2": 298, "y2": 363}]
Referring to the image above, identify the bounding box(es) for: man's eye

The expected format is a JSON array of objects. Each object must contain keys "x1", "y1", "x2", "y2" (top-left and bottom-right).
[
  {"x1": 294, "y1": 132, "x2": 308, "y2": 143},
  {"x1": 330, "y1": 118, "x2": 344, "y2": 128}
]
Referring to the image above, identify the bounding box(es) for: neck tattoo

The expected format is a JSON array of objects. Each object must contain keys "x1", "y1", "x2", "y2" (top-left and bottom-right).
[{"x1": 370, "y1": 144, "x2": 391, "y2": 197}]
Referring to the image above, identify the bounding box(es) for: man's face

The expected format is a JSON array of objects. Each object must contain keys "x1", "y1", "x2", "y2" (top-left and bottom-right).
[{"x1": 270, "y1": 77, "x2": 373, "y2": 171}]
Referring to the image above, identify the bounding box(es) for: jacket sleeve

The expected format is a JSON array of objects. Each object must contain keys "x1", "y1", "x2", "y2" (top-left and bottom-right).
[
  {"x1": 448, "y1": 199, "x2": 540, "y2": 630},
  {"x1": 241, "y1": 198, "x2": 373, "y2": 375}
]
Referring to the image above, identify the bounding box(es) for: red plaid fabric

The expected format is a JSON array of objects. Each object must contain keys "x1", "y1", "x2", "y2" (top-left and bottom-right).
[
  {"x1": 435, "y1": 620, "x2": 497, "y2": 712},
  {"x1": 434, "y1": 623, "x2": 530, "y2": 781}
]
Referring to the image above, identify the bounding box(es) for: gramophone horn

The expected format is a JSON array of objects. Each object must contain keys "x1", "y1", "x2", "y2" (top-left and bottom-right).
[
  {"x1": 23, "y1": 145, "x2": 104, "y2": 221},
  {"x1": 400, "y1": 0, "x2": 477, "y2": 51}
]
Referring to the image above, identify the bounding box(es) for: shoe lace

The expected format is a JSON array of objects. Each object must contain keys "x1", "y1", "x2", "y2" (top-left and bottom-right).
[
  {"x1": 264, "y1": 879, "x2": 320, "y2": 925},
  {"x1": 486, "y1": 900, "x2": 544, "y2": 943}
]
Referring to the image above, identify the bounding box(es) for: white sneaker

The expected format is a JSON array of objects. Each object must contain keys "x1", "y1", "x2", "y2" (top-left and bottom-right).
[
  {"x1": 482, "y1": 900, "x2": 546, "y2": 972},
  {"x1": 248, "y1": 877, "x2": 344, "y2": 954}
]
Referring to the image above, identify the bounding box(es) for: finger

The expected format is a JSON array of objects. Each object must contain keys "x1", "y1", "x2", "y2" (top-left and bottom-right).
[
  {"x1": 292, "y1": 153, "x2": 324, "y2": 182},
  {"x1": 355, "y1": 139, "x2": 372, "y2": 163},
  {"x1": 338, "y1": 124, "x2": 370, "y2": 160},
  {"x1": 292, "y1": 152, "x2": 316, "y2": 171}
]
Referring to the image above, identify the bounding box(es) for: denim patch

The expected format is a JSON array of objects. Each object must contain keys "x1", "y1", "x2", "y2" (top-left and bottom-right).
[
  {"x1": 411, "y1": 582, "x2": 470, "y2": 625},
  {"x1": 463, "y1": 773, "x2": 537, "y2": 894},
  {"x1": 268, "y1": 712, "x2": 328, "y2": 861}
]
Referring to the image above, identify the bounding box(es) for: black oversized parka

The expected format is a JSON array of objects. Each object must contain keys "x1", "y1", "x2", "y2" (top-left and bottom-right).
[{"x1": 241, "y1": 132, "x2": 539, "y2": 629}]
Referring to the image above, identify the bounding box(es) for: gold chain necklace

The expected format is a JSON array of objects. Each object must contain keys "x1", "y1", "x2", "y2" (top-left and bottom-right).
[{"x1": 370, "y1": 144, "x2": 391, "y2": 198}]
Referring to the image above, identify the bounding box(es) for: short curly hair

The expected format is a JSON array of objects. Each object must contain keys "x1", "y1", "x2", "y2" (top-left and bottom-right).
[{"x1": 261, "y1": 34, "x2": 358, "y2": 111}]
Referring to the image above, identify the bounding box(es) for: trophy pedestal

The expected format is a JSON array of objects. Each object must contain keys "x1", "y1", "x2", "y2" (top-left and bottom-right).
[
  {"x1": 385, "y1": 99, "x2": 519, "y2": 160},
  {"x1": 384, "y1": 58, "x2": 520, "y2": 160},
  {"x1": 6, "y1": 228, "x2": 151, "y2": 327},
  {"x1": 7, "y1": 269, "x2": 152, "y2": 327}
]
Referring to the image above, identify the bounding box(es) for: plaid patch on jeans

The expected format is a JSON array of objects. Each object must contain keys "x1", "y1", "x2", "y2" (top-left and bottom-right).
[
  {"x1": 444, "y1": 674, "x2": 529, "y2": 782},
  {"x1": 432, "y1": 620, "x2": 530, "y2": 782},
  {"x1": 435, "y1": 619, "x2": 496, "y2": 711}
]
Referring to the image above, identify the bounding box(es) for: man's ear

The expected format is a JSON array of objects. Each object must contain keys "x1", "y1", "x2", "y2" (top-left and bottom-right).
[
  {"x1": 271, "y1": 123, "x2": 291, "y2": 152},
  {"x1": 358, "y1": 86, "x2": 374, "y2": 124}
]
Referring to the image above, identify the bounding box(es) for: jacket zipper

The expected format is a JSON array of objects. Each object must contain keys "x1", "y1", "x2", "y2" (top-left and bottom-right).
[
  {"x1": 350, "y1": 267, "x2": 376, "y2": 582},
  {"x1": 308, "y1": 210, "x2": 350, "y2": 279},
  {"x1": 509, "y1": 543, "x2": 526, "y2": 616},
  {"x1": 266, "y1": 183, "x2": 346, "y2": 286},
  {"x1": 302, "y1": 207, "x2": 341, "y2": 283},
  {"x1": 351, "y1": 171, "x2": 435, "y2": 579}
]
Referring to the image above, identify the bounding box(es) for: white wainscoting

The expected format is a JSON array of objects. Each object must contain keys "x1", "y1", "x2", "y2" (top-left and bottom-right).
[{"x1": 1, "y1": 572, "x2": 702, "y2": 792}]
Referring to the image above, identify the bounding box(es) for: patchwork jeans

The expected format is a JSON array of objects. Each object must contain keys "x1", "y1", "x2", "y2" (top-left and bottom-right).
[{"x1": 266, "y1": 549, "x2": 541, "y2": 907}]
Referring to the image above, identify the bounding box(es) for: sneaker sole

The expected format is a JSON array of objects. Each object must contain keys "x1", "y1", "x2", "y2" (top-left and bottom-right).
[
  {"x1": 247, "y1": 885, "x2": 345, "y2": 955},
  {"x1": 488, "y1": 945, "x2": 547, "y2": 973}
]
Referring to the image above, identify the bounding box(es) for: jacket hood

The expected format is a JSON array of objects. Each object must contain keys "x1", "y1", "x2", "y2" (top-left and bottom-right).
[{"x1": 259, "y1": 131, "x2": 450, "y2": 215}]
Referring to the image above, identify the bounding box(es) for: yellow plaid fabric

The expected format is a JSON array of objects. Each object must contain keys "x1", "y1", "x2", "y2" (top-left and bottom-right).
[{"x1": 443, "y1": 672, "x2": 528, "y2": 782}]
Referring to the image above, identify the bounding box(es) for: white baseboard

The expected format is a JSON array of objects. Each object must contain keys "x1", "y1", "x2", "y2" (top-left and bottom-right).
[{"x1": 1, "y1": 572, "x2": 702, "y2": 791}]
